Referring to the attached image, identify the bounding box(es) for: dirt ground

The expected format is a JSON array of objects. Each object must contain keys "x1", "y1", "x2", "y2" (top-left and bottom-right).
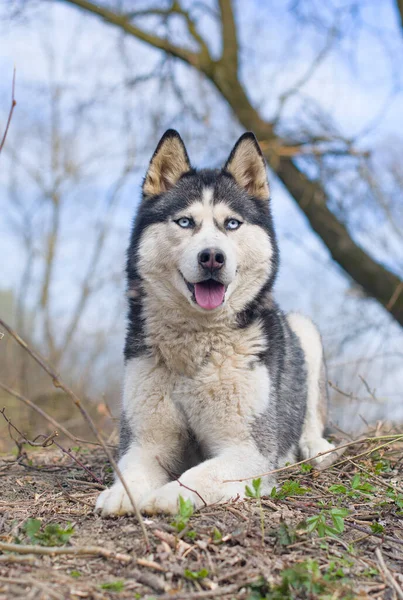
[{"x1": 1, "y1": 426, "x2": 403, "y2": 600}]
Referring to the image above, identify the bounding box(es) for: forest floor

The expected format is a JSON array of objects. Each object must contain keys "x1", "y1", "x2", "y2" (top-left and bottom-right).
[{"x1": 1, "y1": 425, "x2": 403, "y2": 600}]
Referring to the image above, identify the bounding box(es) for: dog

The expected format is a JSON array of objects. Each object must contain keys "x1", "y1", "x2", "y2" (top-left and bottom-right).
[{"x1": 95, "y1": 130, "x2": 335, "y2": 516}]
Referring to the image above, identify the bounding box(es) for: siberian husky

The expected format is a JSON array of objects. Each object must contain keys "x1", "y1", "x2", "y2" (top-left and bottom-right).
[{"x1": 96, "y1": 130, "x2": 335, "y2": 516}]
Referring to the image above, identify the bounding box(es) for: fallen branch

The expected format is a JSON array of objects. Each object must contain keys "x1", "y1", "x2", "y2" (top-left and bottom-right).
[
  {"x1": 0, "y1": 407, "x2": 104, "y2": 486},
  {"x1": 0, "y1": 575, "x2": 62, "y2": 600},
  {"x1": 0, "y1": 68, "x2": 16, "y2": 155},
  {"x1": 0, "y1": 382, "x2": 76, "y2": 441},
  {"x1": 0, "y1": 541, "x2": 132, "y2": 563},
  {"x1": 0, "y1": 317, "x2": 148, "y2": 545},
  {"x1": 223, "y1": 433, "x2": 403, "y2": 483},
  {"x1": 375, "y1": 546, "x2": 403, "y2": 600}
]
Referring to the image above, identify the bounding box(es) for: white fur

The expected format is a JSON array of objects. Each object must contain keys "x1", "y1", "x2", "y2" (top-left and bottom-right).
[
  {"x1": 287, "y1": 313, "x2": 335, "y2": 466},
  {"x1": 137, "y1": 192, "x2": 273, "y2": 315},
  {"x1": 96, "y1": 181, "x2": 331, "y2": 517},
  {"x1": 96, "y1": 356, "x2": 186, "y2": 516},
  {"x1": 141, "y1": 444, "x2": 272, "y2": 515}
]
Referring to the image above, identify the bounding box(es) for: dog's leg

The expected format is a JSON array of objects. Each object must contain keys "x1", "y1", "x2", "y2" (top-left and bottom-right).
[
  {"x1": 287, "y1": 313, "x2": 335, "y2": 467},
  {"x1": 141, "y1": 442, "x2": 273, "y2": 515},
  {"x1": 141, "y1": 361, "x2": 276, "y2": 515},
  {"x1": 95, "y1": 356, "x2": 186, "y2": 517}
]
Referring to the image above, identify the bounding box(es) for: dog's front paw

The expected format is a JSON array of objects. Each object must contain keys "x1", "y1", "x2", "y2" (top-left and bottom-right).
[
  {"x1": 300, "y1": 437, "x2": 336, "y2": 468},
  {"x1": 95, "y1": 480, "x2": 144, "y2": 517},
  {"x1": 141, "y1": 481, "x2": 199, "y2": 515}
]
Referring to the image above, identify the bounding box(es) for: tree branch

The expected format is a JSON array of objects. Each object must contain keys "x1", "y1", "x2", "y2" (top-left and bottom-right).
[
  {"x1": 396, "y1": 0, "x2": 403, "y2": 33},
  {"x1": 0, "y1": 68, "x2": 16, "y2": 155},
  {"x1": 57, "y1": 0, "x2": 205, "y2": 69},
  {"x1": 52, "y1": 0, "x2": 403, "y2": 327},
  {"x1": 217, "y1": 0, "x2": 238, "y2": 71}
]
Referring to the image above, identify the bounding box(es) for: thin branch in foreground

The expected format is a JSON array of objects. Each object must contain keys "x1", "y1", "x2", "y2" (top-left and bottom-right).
[
  {"x1": 0, "y1": 382, "x2": 76, "y2": 441},
  {"x1": 375, "y1": 547, "x2": 403, "y2": 600},
  {"x1": 222, "y1": 433, "x2": 403, "y2": 483},
  {"x1": 0, "y1": 382, "x2": 116, "y2": 448},
  {"x1": 0, "y1": 68, "x2": 16, "y2": 155},
  {"x1": 156, "y1": 455, "x2": 207, "y2": 508},
  {"x1": 0, "y1": 317, "x2": 149, "y2": 546},
  {"x1": 0, "y1": 541, "x2": 132, "y2": 563},
  {"x1": 0, "y1": 408, "x2": 104, "y2": 486}
]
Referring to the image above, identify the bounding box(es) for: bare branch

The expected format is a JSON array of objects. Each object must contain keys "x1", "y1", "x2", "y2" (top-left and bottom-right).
[
  {"x1": 0, "y1": 382, "x2": 76, "y2": 441},
  {"x1": 0, "y1": 68, "x2": 16, "y2": 155},
  {"x1": 0, "y1": 541, "x2": 132, "y2": 563},
  {"x1": 57, "y1": 0, "x2": 205, "y2": 69},
  {"x1": 0, "y1": 317, "x2": 149, "y2": 546},
  {"x1": 396, "y1": 0, "x2": 403, "y2": 33},
  {"x1": 218, "y1": 0, "x2": 238, "y2": 71}
]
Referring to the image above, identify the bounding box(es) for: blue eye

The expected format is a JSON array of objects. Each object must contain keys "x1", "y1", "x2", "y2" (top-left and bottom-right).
[
  {"x1": 176, "y1": 217, "x2": 193, "y2": 228},
  {"x1": 226, "y1": 218, "x2": 242, "y2": 230}
]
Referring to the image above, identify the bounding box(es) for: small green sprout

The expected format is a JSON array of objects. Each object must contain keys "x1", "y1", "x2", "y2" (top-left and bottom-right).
[
  {"x1": 172, "y1": 495, "x2": 194, "y2": 533},
  {"x1": 100, "y1": 580, "x2": 125, "y2": 592},
  {"x1": 23, "y1": 518, "x2": 74, "y2": 546},
  {"x1": 184, "y1": 568, "x2": 209, "y2": 580}
]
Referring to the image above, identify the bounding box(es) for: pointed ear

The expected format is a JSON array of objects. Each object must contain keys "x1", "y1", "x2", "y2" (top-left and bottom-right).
[
  {"x1": 143, "y1": 129, "x2": 191, "y2": 197},
  {"x1": 223, "y1": 132, "x2": 269, "y2": 200}
]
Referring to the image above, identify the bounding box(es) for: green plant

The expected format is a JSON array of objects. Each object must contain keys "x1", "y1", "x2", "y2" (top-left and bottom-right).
[
  {"x1": 186, "y1": 530, "x2": 197, "y2": 540},
  {"x1": 23, "y1": 518, "x2": 74, "y2": 546},
  {"x1": 270, "y1": 522, "x2": 298, "y2": 547},
  {"x1": 245, "y1": 478, "x2": 265, "y2": 544},
  {"x1": 329, "y1": 474, "x2": 376, "y2": 499},
  {"x1": 100, "y1": 581, "x2": 125, "y2": 592},
  {"x1": 245, "y1": 478, "x2": 262, "y2": 499},
  {"x1": 270, "y1": 479, "x2": 310, "y2": 499},
  {"x1": 247, "y1": 559, "x2": 354, "y2": 600},
  {"x1": 70, "y1": 571, "x2": 81, "y2": 578},
  {"x1": 212, "y1": 527, "x2": 222, "y2": 542},
  {"x1": 305, "y1": 507, "x2": 349, "y2": 538},
  {"x1": 370, "y1": 521, "x2": 384, "y2": 534},
  {"x1": 171, "y1": 495, "x2": 194, "y2": 533},
  {"x1": 386, "y1": 489, "x2": 403, "y2": 512},
  {"x1": 184, "y1": 568, "x2": 209, "y2": 580},
  {"x1": 300, "y1": 463, "x2": 313, "y2": 473}
]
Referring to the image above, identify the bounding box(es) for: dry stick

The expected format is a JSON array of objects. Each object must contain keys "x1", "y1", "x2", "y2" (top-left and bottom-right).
[
  {"x1": 0, "y1": 576, "x2": 62, "y2": 600},
  {"x1": 375, "y1": 546, "x2": 403, "y2": 600},
  {"x1": 0, "y1": 382, "x2": 76, "y2": 441},
  {"x1": 224, "y1": 432, "x2": 403, "y2": 483},
  {"x1": 0, "y1": 541, "x2": 131, "y2": 563},
  {"x1": 223, "y1": 434, "x2": 403, "y2": 483},
  {"x1": 0, "y1": 317, "x2": 149, "y2": 545},
  {"x1": 0, "y1": 383, "x2": 115, "y2": 447},
  {"x1": 0, "y1": 407, "x2": 104, "y2": 486},
  {"x1": 0, "y1": 68, "x2": 16, "y2": 155},
  {"x1": 156, "y1": 455, "x2": 207, "y2": 508}
]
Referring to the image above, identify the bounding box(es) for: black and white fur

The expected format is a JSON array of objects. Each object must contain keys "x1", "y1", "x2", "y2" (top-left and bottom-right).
[{"x1": 96, "y1": 130, "x2": 334, "y2": 516}]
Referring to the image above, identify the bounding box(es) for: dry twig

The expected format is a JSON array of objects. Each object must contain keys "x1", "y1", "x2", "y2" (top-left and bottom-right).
[
  {"x1": 0, "y1": 317, "x2": 148, "y2": 545},
  {"x1": 0, "y1": 68, "x2": 16, "y2": 155},
  {"x1": 0, "y1": 541, "x2": 132, "y2": 563},
  {"x1": 223, "y1": 433, "x2": 403, "y2": 483},
  {"x1": 375, "y1": 547, "x2": 403, "y2": 600}
]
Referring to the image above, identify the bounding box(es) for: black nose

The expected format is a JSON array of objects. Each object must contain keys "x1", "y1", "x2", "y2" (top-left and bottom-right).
[{"x1": 198, "y1": 248, "x2": 226, "y2": 271}]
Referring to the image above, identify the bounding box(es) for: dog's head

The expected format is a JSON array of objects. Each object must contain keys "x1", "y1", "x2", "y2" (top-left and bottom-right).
[{"x1": 131, "y1": 130, "x2": 278, "y2": 314}]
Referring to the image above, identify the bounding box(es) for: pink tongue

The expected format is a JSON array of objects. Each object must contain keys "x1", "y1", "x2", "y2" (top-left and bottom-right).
[{"x1": 194, "y1": 281, "x2": 225, "y2": 310}]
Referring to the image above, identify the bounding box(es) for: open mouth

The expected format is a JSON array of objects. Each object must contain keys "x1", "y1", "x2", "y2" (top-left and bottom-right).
[{"x1": 184, "y1": 278, "x2": 226, "y2": 310}]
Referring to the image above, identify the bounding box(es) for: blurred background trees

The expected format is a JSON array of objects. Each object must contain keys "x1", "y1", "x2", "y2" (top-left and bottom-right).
[{"x1": 1, "y1": 0, "x2": 403, "y2": 448}]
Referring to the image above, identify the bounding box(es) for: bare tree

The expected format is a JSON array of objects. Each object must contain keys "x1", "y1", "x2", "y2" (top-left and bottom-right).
[{"x1": 34, "y1": 0, "x2": 403, "y2": 327}]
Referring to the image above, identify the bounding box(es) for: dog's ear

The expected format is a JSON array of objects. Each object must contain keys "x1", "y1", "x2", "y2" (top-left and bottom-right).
[
  {"x1": 143, "y1": 130, "x2": 191, "y2": 197},
  {"x1": 223, "y1": 132, "x2": 269, "y2": 200}
]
